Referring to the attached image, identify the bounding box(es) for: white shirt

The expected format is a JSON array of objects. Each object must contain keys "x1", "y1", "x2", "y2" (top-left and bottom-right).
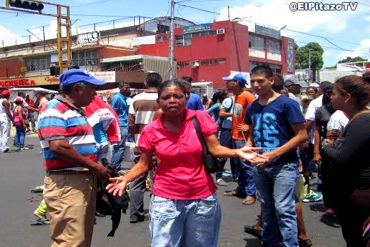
[
  {"x1": 327, "y1": 110, "x2": 349, "y2": 132},
  {"x1": 305, "y1": 95, "x2": 323, "y2": 121}
]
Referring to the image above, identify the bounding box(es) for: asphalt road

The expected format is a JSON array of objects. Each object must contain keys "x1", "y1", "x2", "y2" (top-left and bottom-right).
[{"x1": 0, "y1": 135, "x2": 345, "y2": 247}]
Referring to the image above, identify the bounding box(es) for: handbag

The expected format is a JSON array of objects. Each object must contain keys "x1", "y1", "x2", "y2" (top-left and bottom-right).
[{"x1": 192, "y1": 116, "x2": 223, "y2": 174}]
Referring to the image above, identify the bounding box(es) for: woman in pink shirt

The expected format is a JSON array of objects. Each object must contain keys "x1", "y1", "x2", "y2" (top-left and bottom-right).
[{"x1": 107, "y1": 79, "x2": 265, "y2": 247}]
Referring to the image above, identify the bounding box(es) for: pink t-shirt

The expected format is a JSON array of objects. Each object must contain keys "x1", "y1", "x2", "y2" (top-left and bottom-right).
[{"x1": 138, "y1": 109, "x2": 218, "y2": 200}]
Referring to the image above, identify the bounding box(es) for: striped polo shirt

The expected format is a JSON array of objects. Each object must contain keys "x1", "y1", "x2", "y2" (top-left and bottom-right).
[
  {"x1": 37, "y1": 95, "x2": 97, "y2": 170},
  {"x1": 128, "y1": 91, "x2": 159, "y2": 143}
]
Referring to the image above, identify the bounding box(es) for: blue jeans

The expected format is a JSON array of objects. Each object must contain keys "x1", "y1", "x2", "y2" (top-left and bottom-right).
[
  {"x1": 215, "y1": 129, "x2": 238, "y2": 180},
  {"x1": 149, "y1": 193, "x2": 221, "y2": 247},
  {"x1": 233, "y1": 139, "x2": 256, "y2": 197},
  {"x1": 15, "y1": 125, "x2": 26, "y2": 148},
  {"x1": 110, "y1": 126, "x2": 128, "y2": 171},
  {"x1": 254, "y1": 161, "x2": 299, "y2": 247}
]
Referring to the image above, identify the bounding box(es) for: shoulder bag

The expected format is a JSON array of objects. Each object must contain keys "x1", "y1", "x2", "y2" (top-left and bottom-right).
[{"x1": 192, "y1": 116, "x2": 223, "y2": 174}]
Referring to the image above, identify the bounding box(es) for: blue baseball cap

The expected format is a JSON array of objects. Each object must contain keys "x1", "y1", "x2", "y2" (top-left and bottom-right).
[
  {"x1": 223, "y1": 72, "x2": 247, "y2": 86},
  {"x1": 59, "y1": 68, "x2": 106, "y2": 88}
]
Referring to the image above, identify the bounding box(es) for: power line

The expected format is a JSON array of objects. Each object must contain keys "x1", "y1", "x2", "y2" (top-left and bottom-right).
[{"x1": 177, "y1": 3, "x2": 363, "y2": 52}]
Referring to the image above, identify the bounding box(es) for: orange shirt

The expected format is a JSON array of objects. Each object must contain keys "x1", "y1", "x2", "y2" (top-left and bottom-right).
[{"x1": 231, "y1": 91, "x2": 256, "y2": 140}]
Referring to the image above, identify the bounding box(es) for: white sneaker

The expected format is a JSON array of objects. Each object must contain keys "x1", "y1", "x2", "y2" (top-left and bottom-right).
[{"x1": 216, "y1": 178, "x2": 228, "y2": 186}]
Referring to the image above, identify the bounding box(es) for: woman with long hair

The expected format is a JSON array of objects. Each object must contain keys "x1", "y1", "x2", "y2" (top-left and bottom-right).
[{"x1": 322, "y1": 74, "x2": 370, "y2": 247}]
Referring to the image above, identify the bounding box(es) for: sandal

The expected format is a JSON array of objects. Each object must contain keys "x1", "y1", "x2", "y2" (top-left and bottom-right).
[
  {"x1": 242, "y1": 196, "x2": 256, "y2": 205},
  {"x1": 244, "y1": 224, "x2": 263, "y2": 239},
  {"x1": 224, "y1": 190, "x2": 238, "y2": 196}
]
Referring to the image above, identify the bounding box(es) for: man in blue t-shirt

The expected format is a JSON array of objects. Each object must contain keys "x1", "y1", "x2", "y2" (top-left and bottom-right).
[
  {"x1": 245, "y1": 65, "x2": 307, "y2": 247},
  {"x1": 182, "y1": 76, "x2": 204, "y2": 110},
  {"x1": 110, "y1": 82, "x2": 130, "y2": 170}
]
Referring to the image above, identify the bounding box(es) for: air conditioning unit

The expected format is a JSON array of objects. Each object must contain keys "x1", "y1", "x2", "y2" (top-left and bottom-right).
[{"x1": 216, "y1": 28, "x2": 225, "y2": 35}]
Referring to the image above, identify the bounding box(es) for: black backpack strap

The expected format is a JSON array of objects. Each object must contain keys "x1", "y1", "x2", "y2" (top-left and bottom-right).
[{"x1": 192, "y1": 116, "x2": 208, "y2": 157}]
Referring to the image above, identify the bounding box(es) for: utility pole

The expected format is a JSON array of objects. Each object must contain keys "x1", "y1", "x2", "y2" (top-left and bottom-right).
[
  {"x1": 308, "y1": 48, "x2": 311, "y2": 82},
  {"x1": 169, "y1": 0, "x2": 175, "y2": 80},
  {"x1": 227, "y1": 5, "x2": 230, "y2": 21}
]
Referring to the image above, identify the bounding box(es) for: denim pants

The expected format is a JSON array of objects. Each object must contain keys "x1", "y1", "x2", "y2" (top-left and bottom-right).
[
  {"x1": 15, "y1": 125, "x2": 26, "y2": 148},
  {"x1": 215, "y1": 129, "x2": 238, "y2": 180},
  {"x1": 233, "y1": 139, "x2": 256, "y2": 197},
  {"x1": 254, "y1": 161, "x2": 299, "y2": 247},
  {"x1": 149, "y1": 193, "x2": 221, "y2": 247},
  {"x1": 110, "y1": 126, "x2": 128, "y2": 171}
]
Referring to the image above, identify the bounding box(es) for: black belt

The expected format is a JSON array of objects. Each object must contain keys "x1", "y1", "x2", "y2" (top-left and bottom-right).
[{"x1": 46, "y1": 169, "x2": 91, "y2": 175}]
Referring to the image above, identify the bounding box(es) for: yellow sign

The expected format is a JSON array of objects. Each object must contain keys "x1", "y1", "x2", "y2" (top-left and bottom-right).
[{"x1": 0, "y1": 76, "x2": 60, "y2": 88}]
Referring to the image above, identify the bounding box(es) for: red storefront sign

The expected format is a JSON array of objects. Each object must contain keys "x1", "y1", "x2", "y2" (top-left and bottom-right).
[{"x1": 0, "y1": 79, "x2": 36, "y2": 87}]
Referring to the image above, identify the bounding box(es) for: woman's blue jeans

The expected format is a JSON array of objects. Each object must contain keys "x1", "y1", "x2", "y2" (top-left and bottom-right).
[
  {"x1": 15, "y1": 125, "x2": 25, "y2": 148},
  {"x1": 149, "y1": 193, "x2": 221, "y2": 247}
]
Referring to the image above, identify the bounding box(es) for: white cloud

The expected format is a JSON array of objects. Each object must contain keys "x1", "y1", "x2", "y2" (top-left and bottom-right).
[
  {"x1": 336, "y1": 39, "x2": 370, "y2": 61},
  {"x1": 0, "y1": 25, "x2": 23, "y2": 46}
]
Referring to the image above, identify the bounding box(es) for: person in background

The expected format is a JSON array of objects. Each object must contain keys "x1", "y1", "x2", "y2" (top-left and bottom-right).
[
  {"x1": 222, "y1": 72, "x2": 257, "y2": 205},
  {"x1": 37, "y1": 68, "x2": 111, "y2": 247},
  {"x1": 202, "y1": 93, "x2": 211, "y2": 110},
  {"x1": 13, "y1": 97, "x2": 27, "y2": 151},
  {"x1": 322, "y1": 74, "x2": 370, "y2": 247},
  {"x1": 305, "y1": 86, "x2": 318, "y2": 99},
  {"x1": 106, "y1": 79, "x2": 266, "y2": 247},
  {"x1": 182, "y1": 76, "x2": 204, "y2": 110},
  {"x1": 25, "y1": 94, "x2": 36, "y2": 133},
  {"x1": 206, "y1": 91, "x2": 227, "y2": 124},
  {"x1": 0, "y1": 90, "x2": 14, "y2": 153},
  {"x1": 110, "y1": 82, "x2": 130, "y2": 171},
  {"x1": 128, "y1": 72, "x2": 162, "y2": 224},
  {"x1": 36, "y1": 92, "x2": 49, "y2": 112}
]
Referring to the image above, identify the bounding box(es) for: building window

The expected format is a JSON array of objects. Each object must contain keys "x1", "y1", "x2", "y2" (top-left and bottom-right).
[
  {"x1": 176, "y1": 30, "x2": 217, "y2": 47},
  {"x1": 25, "y1": 55, "x2": 50, "y2": 71},
  {"x1": 249, "y1": 35, "x2": 265, "y2": 58},
  {"x1": 267, "y1": 39, "x2": 281, "y2": 61}
]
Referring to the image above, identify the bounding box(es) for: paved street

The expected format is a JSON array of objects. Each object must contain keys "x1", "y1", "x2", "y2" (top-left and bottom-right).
[{"x1": 0, "y1": 135, "x2": 345, "y2": 247}]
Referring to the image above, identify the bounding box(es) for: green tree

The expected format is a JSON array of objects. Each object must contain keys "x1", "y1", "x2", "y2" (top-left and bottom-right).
[
  {"x1": 295, "y1": 42, "x2": 324, "y2": 81},
  {"x1": 338, "y1": 56, "x2": 367, "y2": 64}
]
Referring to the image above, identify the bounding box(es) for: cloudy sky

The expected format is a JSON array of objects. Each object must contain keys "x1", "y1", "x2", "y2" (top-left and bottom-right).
[{"x1": 0, "y1": 0, "x2": 369, "y2": 67}]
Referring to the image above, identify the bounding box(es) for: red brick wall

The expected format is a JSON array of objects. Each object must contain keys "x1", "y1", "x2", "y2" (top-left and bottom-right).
[{"x1": 0, "y1": 58, "x2": 24, "y2": 79}]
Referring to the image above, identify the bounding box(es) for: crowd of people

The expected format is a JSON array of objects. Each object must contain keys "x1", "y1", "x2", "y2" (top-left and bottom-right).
[{"x1": 0, "y1": 66, "x2": 369, "y2": 247}]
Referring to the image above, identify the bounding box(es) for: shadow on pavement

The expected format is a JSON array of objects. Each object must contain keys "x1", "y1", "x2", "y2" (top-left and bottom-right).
[{"x1": 243, "y1": 238, "x2": 261, "y2": 247}]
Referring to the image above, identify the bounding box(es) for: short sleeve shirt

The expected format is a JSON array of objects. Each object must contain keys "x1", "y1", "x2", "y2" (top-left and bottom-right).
[
  {"x1": 231, "y1": 91, "x2": 256, "y2": 140},
  {"x1": 138, "y1": 109, "x2": 217, "y2": 200},
  {"x1": 246, "y1": 95, "x2": 304, "y2": 164}
]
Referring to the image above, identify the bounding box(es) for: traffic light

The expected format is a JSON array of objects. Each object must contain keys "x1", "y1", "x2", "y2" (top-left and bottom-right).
[{"x1": 9, "y1": 0, "x2": 44, "y2": 11}]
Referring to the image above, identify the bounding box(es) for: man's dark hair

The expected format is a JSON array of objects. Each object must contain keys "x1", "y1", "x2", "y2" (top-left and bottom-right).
[
  {"x1": 181, "y1": 76, "x2": 193, "y2": 83},
  {"x1": 146, "y1": 72, "x2": 162, "y2": 88},
  {"x1": 250, "y1": 65, "x2": 273, "y2": 78},
  {"x1": 118, "y1": 82, "x2": 130, "y2": 88},
  {"x1": 62, "y1": 81, "x2": 86, "y2": 94},
  {"x1": 272, "y1": 73, "x2": 284, "y2": 92}
]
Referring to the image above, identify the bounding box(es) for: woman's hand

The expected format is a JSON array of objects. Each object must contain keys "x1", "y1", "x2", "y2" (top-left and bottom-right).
[
  {"x1": 236, "y1": 146, "x2": 268, "y2": 164},
  {"x1": 253, "y1": 151, "x2": 278, "y2": 168},
  {"x1": 105, "y1": 176, "x2": 129, "y2": 197}
]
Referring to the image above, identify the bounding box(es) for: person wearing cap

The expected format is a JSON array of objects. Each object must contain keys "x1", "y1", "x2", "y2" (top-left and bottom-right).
[
  {"x1": 13, "y1": 97, "x2": 27, "y2": 150},
  {"x1": 222, "y1": 72, "x2": 257, "y2": 205},
  {"x1": 0, "y1": 90, "x2": 14, "y2": 153},
  {"x1": 37, "y1": 68, "x2": 111, "y2": 247}
]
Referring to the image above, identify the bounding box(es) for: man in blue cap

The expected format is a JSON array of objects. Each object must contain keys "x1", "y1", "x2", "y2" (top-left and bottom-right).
[
  {"x1": 222, "y1": 72, "x2": 257, "y2": 205},
  {"x1": 38, "y1": 68, "x2": 111, "y2": 247}
]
